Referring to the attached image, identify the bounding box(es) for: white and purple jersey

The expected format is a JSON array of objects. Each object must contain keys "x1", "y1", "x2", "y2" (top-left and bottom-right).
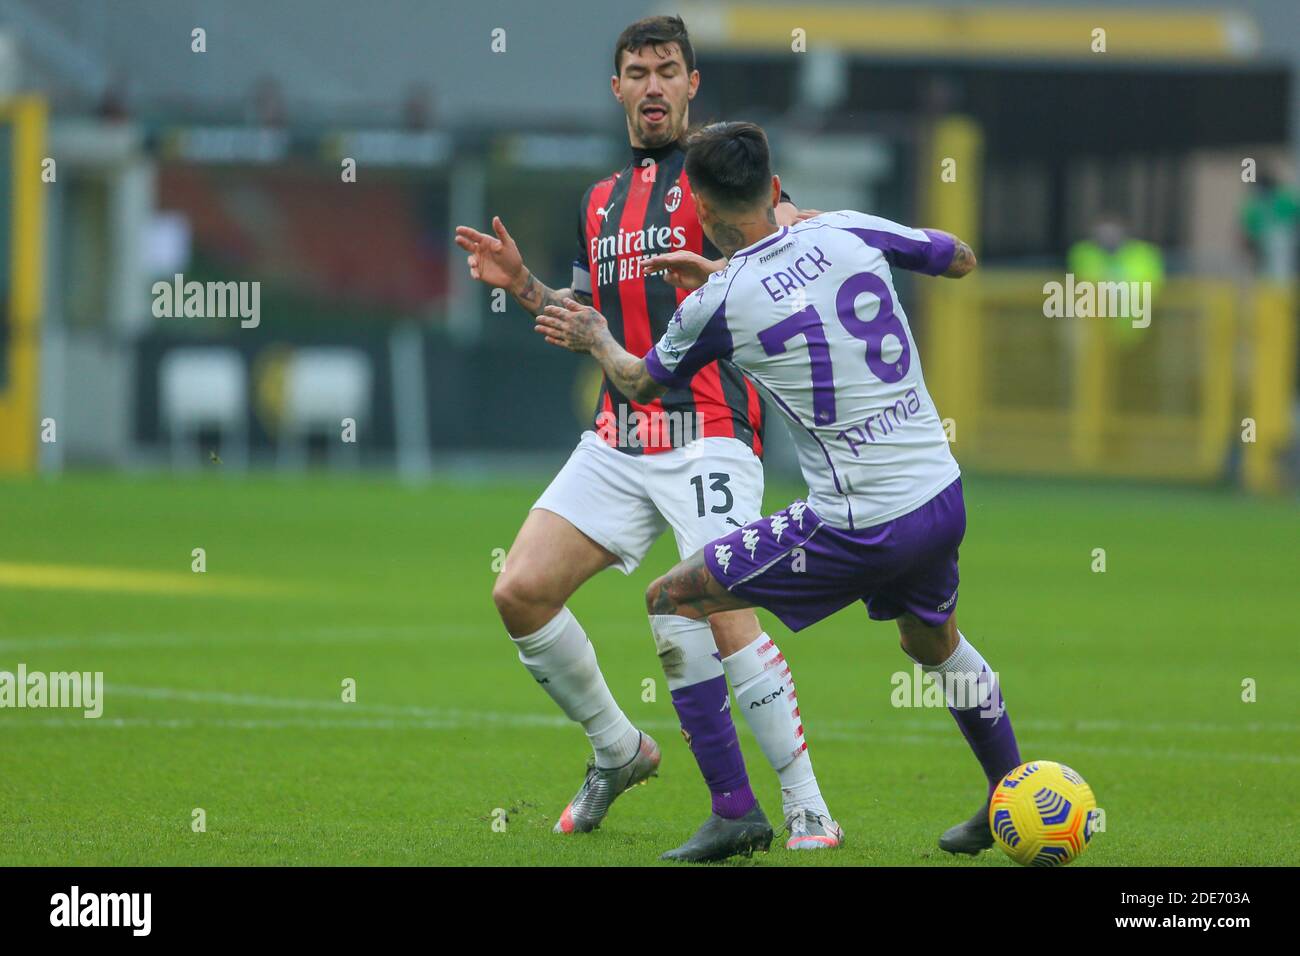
[{"x1": 644, "y1": 210, "x2": 960, "y2": 530}]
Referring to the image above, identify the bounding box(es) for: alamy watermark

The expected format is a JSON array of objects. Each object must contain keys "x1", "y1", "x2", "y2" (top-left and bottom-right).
[
  {"x1": 152, "y1": 273, "x2": 260, "y2": 328},
  {"x1": 1043, "y1": 274, "x2": 1151, "y2": 328},
  {"x1": 0, "y1": 664, "x2": 103, "y2": 718},
  {"x1": 595, "y1": 406, "x2": 706, "y2": 454},
  {"x1": 890, "y1": 664, "x2": 1003, "y2": 719},
  {"x1": 50, "y1": 886, "x2": 150, "y2": 936}
]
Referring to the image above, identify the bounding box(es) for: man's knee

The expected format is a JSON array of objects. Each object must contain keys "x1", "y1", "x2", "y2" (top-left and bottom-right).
[{"x1": 493, "y1": 563, "x2": 561, "y2": 634}]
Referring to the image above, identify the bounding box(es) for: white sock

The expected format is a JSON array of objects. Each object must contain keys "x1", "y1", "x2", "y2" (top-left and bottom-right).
[
  {"x1": 723, "y1": 633, "x2": 830, "y2": 819},
  {"x1": 647, "y1": 614, "x2": 726, "y2": 691},
  {"x1": 512, "y1": 607, "x2": 640, "y2": 768},
  {"x1": 913, "y1": 631, "x2": 998, "y2": 713}
]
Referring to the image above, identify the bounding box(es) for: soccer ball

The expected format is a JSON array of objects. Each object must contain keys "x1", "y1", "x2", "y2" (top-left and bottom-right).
[{"x1": 989, "y1": 761, "x2": 1099, "y2": 866}]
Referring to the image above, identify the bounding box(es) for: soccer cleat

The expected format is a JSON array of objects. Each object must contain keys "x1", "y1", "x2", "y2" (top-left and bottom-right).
[
  {"x1": 784, "y1": 809, "x2": 844, "y2": 850},
  {"x1": 939, "y1": 801, "x2": 995, "y2": 855},
  {"x1": 660, "y1": 804, "x2": 774, "y2": 862},
  {"x1": 553, "y1": 732, "x2": 660, "y2": 834}
]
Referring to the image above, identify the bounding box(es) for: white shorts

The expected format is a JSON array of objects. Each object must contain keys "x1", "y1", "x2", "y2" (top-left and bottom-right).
[{"x1": 533, "y1": 431, "x2": 765, "y2": 574}]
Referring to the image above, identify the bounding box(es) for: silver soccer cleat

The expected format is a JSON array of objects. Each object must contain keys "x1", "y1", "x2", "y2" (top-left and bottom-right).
[
  {"x1": 553, "y1": 732, "x2": 661, "y2": 834},
  {"x1": 784, "y1": 809, "x2": 845, "y2": 850}
]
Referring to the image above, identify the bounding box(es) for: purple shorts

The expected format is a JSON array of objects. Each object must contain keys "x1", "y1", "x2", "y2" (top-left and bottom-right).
[{"x1": 702, "y1": 479, "x2": 966, "y2": 632}]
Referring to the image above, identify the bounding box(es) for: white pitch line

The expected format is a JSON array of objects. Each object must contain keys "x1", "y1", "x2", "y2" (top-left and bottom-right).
[
  {"x1": 820, "y1": 714, "x2": 1300, "y2": 736},
  {"x1": 0, "y1": 716, "x2": 1294, "y2": 766},
  {"x1": 5, "y1": 636, "x2": 1296, "y2": 739},
  {"x1": 1, "y1": 684, "x2": 1296, "y2": 766},
  {"x1": 0, "y1": 624, "x2": 436, "y2": 652},
  {"x1": 1, "y1": 675, "x2": 1294, "y2": 740},
  {"x1": 0, "y1": 716, "x2": 480, "y2": 731},
  {"x1": 102, "y1": 683, "x2": 1300, "y2": 738}
]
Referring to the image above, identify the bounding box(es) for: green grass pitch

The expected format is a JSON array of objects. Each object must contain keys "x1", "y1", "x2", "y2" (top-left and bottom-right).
[{"x1": 1, "y1": 472, "x2": 1296, "y2": 866}]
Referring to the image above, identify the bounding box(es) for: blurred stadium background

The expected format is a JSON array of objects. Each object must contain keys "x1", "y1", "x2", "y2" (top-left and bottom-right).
[
  {"x1": 1, "y1": 1, "x2": 1297, "y2": 866},
  {"x1": 0, "y1": 0, "x2": 1295, "y2": 487}
]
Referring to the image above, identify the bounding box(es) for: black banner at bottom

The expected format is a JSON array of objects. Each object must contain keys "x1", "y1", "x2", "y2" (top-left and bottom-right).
[{"x1": 0, "y1": 866, "x2": 1279, "y2": 941}]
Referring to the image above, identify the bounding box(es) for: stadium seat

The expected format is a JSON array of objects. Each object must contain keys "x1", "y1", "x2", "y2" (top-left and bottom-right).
[
  {"x1": 159, "y1": 347, "x2": 249, "y2": 470},
  {"x1": 277, "y1": 347, "x2": 373, "y2": 469}
]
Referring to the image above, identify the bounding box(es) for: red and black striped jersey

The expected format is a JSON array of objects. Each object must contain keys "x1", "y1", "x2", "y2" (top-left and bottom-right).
[{"x1": 572, "y1": 140, "x2": 766, "y2": 457}]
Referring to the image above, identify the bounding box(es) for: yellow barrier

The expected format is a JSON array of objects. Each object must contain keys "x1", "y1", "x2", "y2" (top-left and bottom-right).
[
  {"x1": 923, "y1": 272, "x2": 1293, "y2": 486},
  {"x1": 921, "y1": 113, "x2": 1294, "y2": 491},
  {"x1": 1242, "y1": 284, "x2": 1297, "y2": 493},
  {"x1": 0, "y1": 96, "x2": 46, "y2": 474}
]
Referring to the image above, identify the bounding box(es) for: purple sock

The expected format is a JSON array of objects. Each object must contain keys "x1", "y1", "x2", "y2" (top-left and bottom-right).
[
  {"x1": 949, "y1": 678, "x2": 1022, "y2": 800},
  {"x1": 670, "y1": 674, "x2": 756, "y2": 819}
]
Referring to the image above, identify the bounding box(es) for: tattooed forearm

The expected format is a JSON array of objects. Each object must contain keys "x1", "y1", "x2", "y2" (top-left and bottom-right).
[
  {"x1": 645, "y1": 553, "x2": 746, "y2": 620},
  {"x1": 590, "y1": 331, "x2": 665, "y2": 404},
  {"x1": 514, "y1": 271, "x2": 591, "y2": 315},
  {"x1": 541, "y1": 299, "x2": 666, "y2": 402}
]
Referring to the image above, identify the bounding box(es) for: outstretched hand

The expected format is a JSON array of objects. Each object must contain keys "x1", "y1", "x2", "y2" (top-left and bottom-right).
[
  {"x1": 642, "y1": 250, "x2": 722, "y2": 291},
  {"x1": 536, "y1": 298, "x2": 609, "y2": 353},
  {"x1": 453, "y1": 216, "x2": 526, "y2": 292}
]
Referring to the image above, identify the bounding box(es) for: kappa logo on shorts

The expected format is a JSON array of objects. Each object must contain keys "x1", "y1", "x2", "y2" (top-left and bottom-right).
[
  {"x1": 789, "y1": 501, "x2": 808, "y2": 529},
  {"x1": 770, "y1": 513, "x2": 789, "y2": 543},
  {"x1": 937, "y1": 588, "x2": 958, "y2": 613},
  {"x1": 741, "y1": 529, "x2": 760, "y2": 559},
  {"x1": 713, "y1": 543, "x2": 734, "y2": 574}
]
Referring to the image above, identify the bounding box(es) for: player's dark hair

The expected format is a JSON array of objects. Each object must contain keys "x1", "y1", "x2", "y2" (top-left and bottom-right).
[
  {"x1": 684, "y1": 121, "x2": 772, "y2": 209},
  {"x1": 614, "y1": 15, "x2": 695, "y2": 75}
]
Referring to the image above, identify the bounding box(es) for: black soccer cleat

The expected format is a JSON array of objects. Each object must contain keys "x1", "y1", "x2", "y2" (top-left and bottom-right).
[
  {"x1": 939, "y1": 802, "x2": 995, "y2": 855},
  {"x1": 660, "y1": 804, "x2": 774, "y2": 863}
]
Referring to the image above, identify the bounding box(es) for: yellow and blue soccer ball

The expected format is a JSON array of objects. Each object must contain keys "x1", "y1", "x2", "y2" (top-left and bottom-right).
[{"x1": 989, "y1": 761, "x2": 1099, "y2": 866}]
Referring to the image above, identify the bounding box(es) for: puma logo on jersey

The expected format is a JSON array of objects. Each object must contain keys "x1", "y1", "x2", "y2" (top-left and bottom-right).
[{"x1": 596, "y1": 206, "x2": 611, "y2": 221}]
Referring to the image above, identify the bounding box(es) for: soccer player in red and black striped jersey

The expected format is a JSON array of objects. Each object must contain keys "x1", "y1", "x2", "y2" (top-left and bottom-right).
[{"x1": 454, "y1": 15, "x2": 841, "y2": 861}]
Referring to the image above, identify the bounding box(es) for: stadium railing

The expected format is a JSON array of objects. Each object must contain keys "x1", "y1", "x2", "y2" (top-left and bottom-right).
[{"x1": 923, "y1": 273, "x2": 1296, "y2": 490}]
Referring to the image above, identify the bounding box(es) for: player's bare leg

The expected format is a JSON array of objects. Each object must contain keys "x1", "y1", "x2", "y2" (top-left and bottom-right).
[
  {"x1": 493, "y1": 509, "x2": 660, "y2": 834},
  {"x1": 897, "y1": 613, "x2": 1022, "y2": 856},
  {"x1": 648, "y1": 552, "x2": 843, "y2": 859}
]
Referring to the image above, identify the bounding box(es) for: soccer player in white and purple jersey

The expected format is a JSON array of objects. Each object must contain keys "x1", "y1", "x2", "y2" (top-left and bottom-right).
[
  {"x1": 455, "y1": 19, "x2": 842, "y2": 863},
  {"x1": 537, "y1": 121, "x2": 1023, "y2": 855}
]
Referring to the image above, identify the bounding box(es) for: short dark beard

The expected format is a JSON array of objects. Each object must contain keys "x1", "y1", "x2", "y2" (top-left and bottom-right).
[
  {"x1": 630, "y1": 100, "x2": 685, "y2": 149},
  {"x1": 637, "y1": 121, "x2": 675, "y2": 148}
]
